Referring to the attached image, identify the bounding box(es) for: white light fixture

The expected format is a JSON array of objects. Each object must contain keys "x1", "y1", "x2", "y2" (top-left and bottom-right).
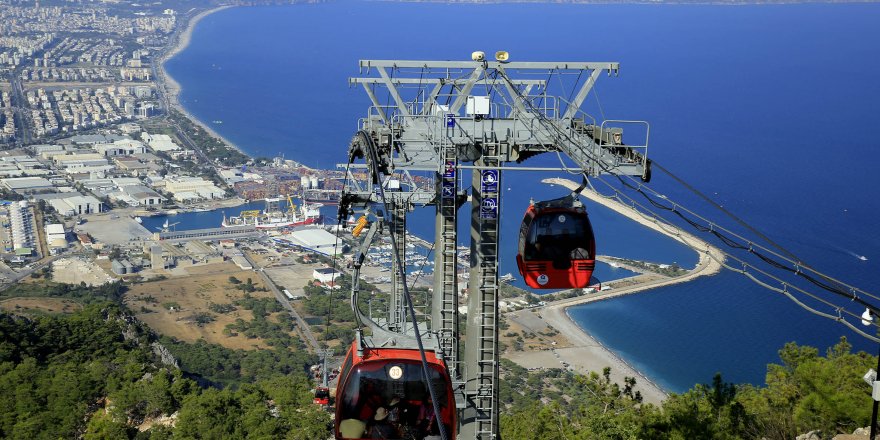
[
  {"x1": 471, "y1": 51, "x2": 485, "y2": 62},
  {"x1": 495, "y1": 51, "x2": 509, "y2": 62},
  {"x1": 862, "y1": 308, "x2": 874, "y2": 326}
]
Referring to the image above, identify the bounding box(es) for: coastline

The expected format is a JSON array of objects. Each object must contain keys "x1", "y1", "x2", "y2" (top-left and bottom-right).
[
  {"x1": 157, "y1": 5, "x2": 247, "y2": 155},
  {"x1": 507, "y1": 177, "x2": 727, "y2": 404},
  {"x1": 155, "y1": 7, "x2": 723, "y2": 402}
]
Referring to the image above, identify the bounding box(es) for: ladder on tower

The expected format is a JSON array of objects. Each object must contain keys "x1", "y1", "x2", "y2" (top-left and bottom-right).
[
  {"x1": 473, "y1": 141, "x2": 501, "y2": 439},
  {"x1": 436, "y1": 130, "x2": 460, "y2": 378},
  {"x1": 389, "y1": 202, "x2": 407, "y2": 332}
]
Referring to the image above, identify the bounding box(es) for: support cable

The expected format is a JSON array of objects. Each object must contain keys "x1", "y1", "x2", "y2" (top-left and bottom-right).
[
  {"x1": 585, "y1": 176, "x2": 880, "y2": 338},
  {"x1": 496, "y1": 68, "x2": 880, "y2": 313},
  {"x1": 323, "y1": 161, "x2": 353, "y2": 344},
  {"x1": 586, "y1": 176, "x2": 880, "y2": 340},
  {"x1": 409, "y1": 239, "x2": 436, "y2": 292},
  {"x1": 648, "y1": 160, "x2": 802, "y2": 262},
  {"x1": 591, "y1": 79, "x2": 607, "y2": 124},
  {"x1": 357, "y1": 131, "x2": 449, "y2": 440},
  {"x1": 566, "y1": 70, "x2": 584, "y2": 108},
  {"x1": 602, "y1": 172, "x2": 880, "y2": 305},
  {"x1": 713, "y1": 251, "x2": 880, "y2": 343}
]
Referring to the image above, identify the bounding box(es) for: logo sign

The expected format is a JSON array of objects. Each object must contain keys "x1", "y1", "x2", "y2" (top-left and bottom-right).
[
  {"x1": 480, "y1": 197, "x2": 498, "y2": 219},
  {"x1": 443, "y1": 160, "x2": 455, "y2": 178},
  {"x1": 537, "y1": 274, "x2": 549, "y2": 286},
  {"x1": 481, "y1": 170, "x2": 498, "y2": 193},
  {"x1": 442, "y1": 181, "x2": 455, "y2": 198},
  {"x1": 446, "y1": 113, "x2": 455, "y2": 128}
]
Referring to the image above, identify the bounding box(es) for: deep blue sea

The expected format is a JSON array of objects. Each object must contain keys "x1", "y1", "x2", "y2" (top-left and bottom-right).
[{"x1": 165, "y1": 2, "x2": 880, "y2": 393}]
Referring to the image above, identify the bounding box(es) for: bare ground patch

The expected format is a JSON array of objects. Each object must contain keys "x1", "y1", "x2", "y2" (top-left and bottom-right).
[
  {"x1": 125, "y1": 262, "x2": 293, "y2": 351},
  {"x1": 52, "y1": 257, "x2": 113, "y2": 286},
  {"x1": 501, "y1": 309, "x2": 570, "y2": 353},
  {"x1": 0, "y1": 297, "x2": 83, "y2": 315}
]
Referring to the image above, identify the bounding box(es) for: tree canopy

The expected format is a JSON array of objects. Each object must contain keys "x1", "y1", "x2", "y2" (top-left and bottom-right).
[
  {"x1": 0, "y1": 299, "x2": 874, "y2": 439},
  {"x1": 0, "y1": 304, "x2": 327, "y2": 438}
]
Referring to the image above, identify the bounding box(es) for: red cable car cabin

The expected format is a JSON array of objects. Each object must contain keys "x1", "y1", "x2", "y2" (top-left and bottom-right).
[
  {"x1": 516, "y1": 196, "x2": 595, "y2": 289},
  {"x1": 334, "y1": 341, "x2": 456, "y2": 440},
  {"x1": 314, "y1": 386, "x2": 330, "y2": 406}
]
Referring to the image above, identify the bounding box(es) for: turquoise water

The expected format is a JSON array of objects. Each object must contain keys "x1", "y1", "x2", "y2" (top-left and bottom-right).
[{"x1": 165, "y1": 2, "x2": 880, "y2": 392}]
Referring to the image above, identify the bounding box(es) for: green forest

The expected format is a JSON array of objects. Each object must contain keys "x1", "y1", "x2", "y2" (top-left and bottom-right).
[
  {"x1": 0, "y1": 300, "x2": 876, "y2": 439},
  {"x1": 498, "y1": 337, "x2": 875, "y2": 439},
  {"x1": 0, "y1": 303, "x2": 328, "y2": 439}
]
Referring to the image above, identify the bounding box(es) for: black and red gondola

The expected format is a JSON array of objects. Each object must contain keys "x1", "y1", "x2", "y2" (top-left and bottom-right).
[
  {"x1": 335, "y1": 133, "x2": 457, "y2": 440},
  {"x1": 314, "y1": 386, "x2": 331, "y2": 406},
  {"x1": 334, "y1": 339, "x2": 456, "y2": 440},
  {"x1": 516, "y1": 186, "x2": 596, "y2": 289}
]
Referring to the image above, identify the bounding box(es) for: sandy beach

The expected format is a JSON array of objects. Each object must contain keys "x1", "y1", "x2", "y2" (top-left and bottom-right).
[
  {"x1": 157, "y1": 5, "x2": 244, "y2": 153},
  {"x1": 159, "y1": 6, "x2": 231, "y2": 104},
  {"x1": 155, "y1": 8, "x2": 725, "y2": 404},
  {"x1": 504, "y1": 177, "x2": 727, "y2": 404}
]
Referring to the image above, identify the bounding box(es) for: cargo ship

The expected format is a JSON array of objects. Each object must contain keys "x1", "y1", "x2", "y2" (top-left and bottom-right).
[{"x1": 221, "y1": 196, "x2": 323, "y2": 229}]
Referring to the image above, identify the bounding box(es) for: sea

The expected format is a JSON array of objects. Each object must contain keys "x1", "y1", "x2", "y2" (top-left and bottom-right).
[{"x1": 163, "y1": 2, "x2": 880, "y2": 393}]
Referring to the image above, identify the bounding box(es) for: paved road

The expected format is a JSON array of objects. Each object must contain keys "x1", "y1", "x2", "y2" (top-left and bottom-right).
[
  {"x1": 241, "y1": 251, "x2": 320, "y2": 352},
  {"x1": 9, "y1": 75, "x2": 32, "y2": 146},
  {"x1": 151, "y1": 12, "x2": 225, "y2": 180},
  {"x1": 0, "y1": 253, "x2": 64, "y2": 291}
]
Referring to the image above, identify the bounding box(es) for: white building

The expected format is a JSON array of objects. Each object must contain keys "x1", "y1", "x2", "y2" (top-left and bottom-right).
[
  {"x1": 170, "y1": 191, "x2": 199, "y2": 203},
  {"x1": 48, "y1": 195, "x2": 103, "y2": 216},
  {"x1": 0, "y1": 163, "x2": 23, "y2": 178},
  {"x1": 313, "y1": 267, "x2": 340, "y2": 284},
  {"x1": 141, "y1": 132, "x2": 181, "y2": 152},
  {"x1": 219, "y1": 169, "x2": 245, "y2": 184},
  {"x1": 119, "y1": 184, "x2": 163, "y2": 206},
  {"x1": 8, "y1": 202, "x2": 35, "y2": 254},
  {"x1": 281, "y1": 228, "x2": 344, "y2": 256},
  {"x1": 111, "y1": 177, "x2": 143, "y2": 187},
  {"x1": 164, "y1": 176, "x2": 224, "y2": 202},
  {"x1": 52, "y1": 152, "x2": 108, "y2": 168},
  {"x1": 219, "y1": 168, "x2": 262, "y2": 184},
  {"x1": 94, "y1": 139, "x2": 147, "y2": 157},
  {"x1": 1, "y1": 176, "x2": 54, "y2": 194},
  {"x1": 231, "y1": 255, "x2": 252, "y2": 270},
  {"x1": 45, "y1": 223, "x2": 67, "y2": 253},
  {"x1": 31, "y1": 144, "x2": 65, "y2": 155},
  {"x1": 60, "y1": 165, "x2": 115, "y2": 179}
]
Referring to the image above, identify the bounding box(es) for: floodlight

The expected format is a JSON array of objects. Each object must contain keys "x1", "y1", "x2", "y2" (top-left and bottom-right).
[
  {"x1": 471, "y1": 51, "x2": 485, "y2": 62},
  {"x1": 495, "y1": 51, "x2": 509, "y2": 62}
]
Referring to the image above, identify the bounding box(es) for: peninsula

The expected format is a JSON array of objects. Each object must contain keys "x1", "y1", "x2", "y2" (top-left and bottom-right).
[{"x1": 503, "y1": 177, "x2": 725, "y2": 404}]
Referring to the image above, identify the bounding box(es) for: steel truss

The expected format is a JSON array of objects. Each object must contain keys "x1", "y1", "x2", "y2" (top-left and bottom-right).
[{"x1": 341, "y1": 56, "x2": 650, "y2": 440}]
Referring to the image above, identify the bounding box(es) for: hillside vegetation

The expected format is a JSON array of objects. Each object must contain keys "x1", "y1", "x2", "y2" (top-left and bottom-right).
[
  {"x1": 0, "y1": 299, "x2": 874, "y2": 439},
  {"x1": 499, "y1": 338, "x2": 874, "y2": 439},
  {"x1": 0, "y1": 304, "x2": 327, "y2": 439}
]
